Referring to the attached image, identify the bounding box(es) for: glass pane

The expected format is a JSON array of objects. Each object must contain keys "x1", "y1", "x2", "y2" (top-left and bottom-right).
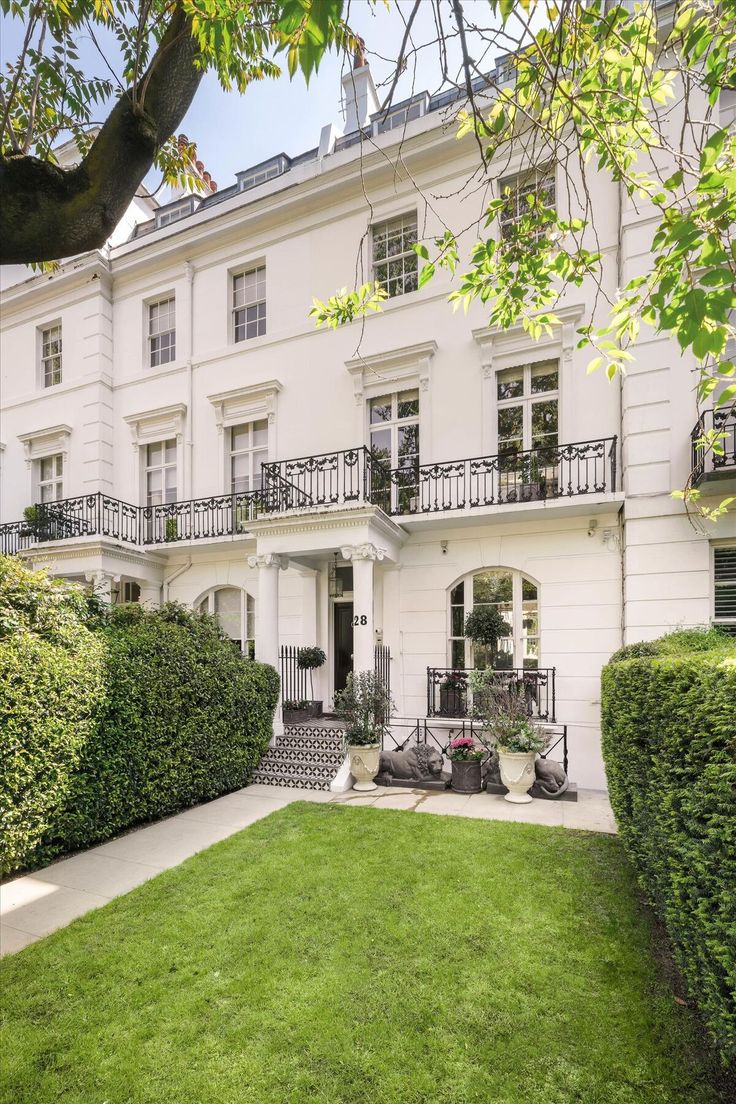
[
  {"x1": 450, "y1": 581, "x2": 464, "y2": 605},
  {"x1": 451, "y1": 639, "x2": 466, "y2": 669},
  {"x1": 164, "y1": 439, "x2": 177, "y2": 464},
  {"x1": 370, "y1": 395, "x2": 392, "y2": 424},
  {"x1": 397, "y1": 389, "x2": 419, "y2": 419},
  {"x1": 474, "y1": 570, "x2": 513, "y2": 604},
  {"x1": 531, "y1": 400, "x2": 558, "y2": 448},
  {"x1": 147, "y1": 469, "x2": 162, "y2": 494},
  {"x1": 231, "y1": 424, "x2": 249, "y2": 452},
  {"x1": 246, "y1": 594, "x2": 255, "y2": 640},
  {"x1": 146, "y1": 442, "x2": 162, "y2": 467},
  {"x1": 531, "y1": 361, "x2": 558, "y2": 393},
  {"x1": 497, "y1": 368, "x2": 523, "y2": 401},
  {"x1": 398, "y1": 423, "x2": 419, "y2": 462},
  {"x1": 214, "y1": 588, "x2": 241, "y2": 641},
  {"x1": 498, "y1": 406, "x2": 523, "y2": 449},
  {"x1": 370, "y1": 428, "x2": 391, "y2": 464},
  {"x1": 522, "y1": 577, "x2": 537, "y2": 601},
  {"x1": 231, "y1": 454, "x2": 249, "y2": 480},
  {"x1": 451, "y1": 605, "x2": 464, "y2": 636},
  {"x1": 165, "y1": 467, "x2": 177, "y2": 492},
  {"x1": 252, "y1": 419, "x2": 268, "y2": 447},
  {"x1": 40, "y1": 456, "x2": 53, "y2": 480}
]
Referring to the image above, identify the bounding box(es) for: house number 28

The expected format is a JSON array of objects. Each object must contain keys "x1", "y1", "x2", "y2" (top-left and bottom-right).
[{"x1": 352, "y1": 615, "x2": 368, "y2": 626}]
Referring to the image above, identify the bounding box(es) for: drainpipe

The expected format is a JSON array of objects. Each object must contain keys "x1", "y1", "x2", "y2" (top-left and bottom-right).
[
  {"x1": 184, "y1": 261, "x2": 195, "y2": 499},
  {"x1": 163, "y1": 557, "x2": 192, "y2": 603},
  {"x1": 615, "y1": 177, "x2": 627, "y2": 646}
]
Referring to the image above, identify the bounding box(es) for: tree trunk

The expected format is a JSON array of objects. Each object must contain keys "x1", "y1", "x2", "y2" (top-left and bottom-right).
[{"x1": 0, "y1": 6, "x2": 204, "y2": 264}]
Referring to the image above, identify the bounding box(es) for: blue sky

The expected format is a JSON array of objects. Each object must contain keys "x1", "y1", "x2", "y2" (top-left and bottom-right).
[{"x1": 0, "y1": 1, "x2": 498, "y2": 192}]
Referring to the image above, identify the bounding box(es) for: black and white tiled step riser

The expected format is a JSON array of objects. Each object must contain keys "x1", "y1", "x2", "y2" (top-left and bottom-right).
[{"x1": 252, "y1": 723, "x2": 347, "y2": 791}]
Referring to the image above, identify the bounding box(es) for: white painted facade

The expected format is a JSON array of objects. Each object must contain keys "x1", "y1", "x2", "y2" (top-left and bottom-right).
[{"x1": 2, "y1": 66, "x2": 735, "y2": 790}]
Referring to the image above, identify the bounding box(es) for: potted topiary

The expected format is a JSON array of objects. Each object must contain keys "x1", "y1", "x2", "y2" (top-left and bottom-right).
[
  {"x1": 447, "y1": 735, "x2": 484, "y2": 793},
  {"x1": 469, "y1": 671, "x2": 549, "y2": 803},
  {"x1": 20, "y1": 504, "x2": 52, "y2": 542},
  {"x1": 463, "y1": 605, "x2": 511, "y2": 668},
  {"x1": 297, "y1": 645, "x2": 326, "y2": 718},
  {"x1": 334, "y1": 670, "x2": 394, "y2": 791}
]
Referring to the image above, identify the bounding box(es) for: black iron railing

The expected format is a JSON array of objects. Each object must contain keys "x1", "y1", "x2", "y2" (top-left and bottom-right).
[
  {"x1": 381, "y1": 718, "x2": 568, "y2": 776},
  {"x1": 426, "y1": 666, "x2": 556, "y2": 722},
  {"x1": 279, "y1": 645, "x2": 310, "y2": 704},
  {"x1": 262, "y1": 446, "x2": 376, "y2": 511},
  {"x1": 691, "y1": 409, "x2": 736, "y2": 483},
  {"x1": 0, "y1": 490, "x2": 262, "y2": 555}
]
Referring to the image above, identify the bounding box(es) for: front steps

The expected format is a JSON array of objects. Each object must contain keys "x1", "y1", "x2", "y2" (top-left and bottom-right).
[{"x1": 252, "y1": 722, "x2": 346, "y2": 791}]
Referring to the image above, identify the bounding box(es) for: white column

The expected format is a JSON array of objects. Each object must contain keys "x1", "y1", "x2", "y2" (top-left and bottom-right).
[
  {"x1": 138, "y1": 582, "x2": 161, "y2": 608},
  {"x1": 85, "y1": 570, "x2": 118, "y2": 603},
  {"x1": 341, "y1": 543, "x2": 385, "y2": 675},
  {"x1": 247, "y1": 553, "x2": 288, "y2": 669}
]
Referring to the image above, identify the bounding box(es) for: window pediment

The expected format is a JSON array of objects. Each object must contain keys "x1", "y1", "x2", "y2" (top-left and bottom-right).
[
  {"x1": 123, "y1": 403, "x2": 186, "y2": 450},
  {"x1": 18, "y1": 423, "x2": 71, "y2": 464},
  {"x1": 346, "y1": 340, "x2": 437, "y2": 406},
  {"x1": 207, "y1": 380, "x2": 282, "y2": 432}
]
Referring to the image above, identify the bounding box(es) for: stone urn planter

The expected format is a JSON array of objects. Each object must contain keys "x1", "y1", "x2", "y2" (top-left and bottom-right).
[
  {"x1": 450, "y1": 758, "x2": 482, "y2": 794},
  {"x1": 498, "y1": 748, "x2": 536, "y2": 804},
  {"x1": 348, "y1": 743, "x2": 381, "y2": 791}
]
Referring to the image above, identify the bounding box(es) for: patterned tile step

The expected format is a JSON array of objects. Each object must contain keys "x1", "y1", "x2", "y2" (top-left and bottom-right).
[
  {"x1": 255, "y1": 756, "x2": 337, "y2": 780},
  {"x1": 283, "y1": 724, "x2": 345, "y2": 741},
  {"x1": 250, "y1": 770, "x2": 333, "y2": 791},
  {"x1": 275, "y1": 735, "x2": 345, "y2": 754},
  {"x1": 264, "y1": 747, "x2": 344, "y2": 767}
]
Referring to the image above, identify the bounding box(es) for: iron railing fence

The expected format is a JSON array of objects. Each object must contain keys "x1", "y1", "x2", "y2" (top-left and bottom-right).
[
  {"x1": 279, "y1": 645, "x2": 310, "y2": 705},
  {"x1": 691, "y1": 408, "x2": 736, "y2": 483},
  {"x1": 371, "y1": 438, "x2": 617, "y2": 516},
  {"x1": 0, "y1": 489, "x2": 263, "y2": 553},
  {"x1": 426, "y1": 666, "x2": 556, "y2": 722},
  {"x1": 262, "y1": 446, "x2": 376, "y2": 512},
  {"x1": 381, "y1": 718, "x2": 568, "y2": 776}
]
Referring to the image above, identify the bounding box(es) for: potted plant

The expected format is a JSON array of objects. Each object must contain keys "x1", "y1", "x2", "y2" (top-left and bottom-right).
[
  {"x1": 164, "y1": 516, "x2": 179, "y2": 542},
  {"x1": 20, "y1": 504, "x2": 52, "y2": 541},
  {"x1": 439, "y1": 670, "x2": 467, "y2": 717},
  {"x1": 282, "y1": 699, "x2": 312, "y2": 724},
  {"x1": 469, "y1": 671, "x2": 549, "y2": 804},
  {"x1": 334, "y1": 670, "x2": 394, "y2": 791},
  {"x1": 463, "y1": 605, "x2": 511, "y2": 668},
  {"x1": 447, "y1": 735, "x2": 484, "y2": 793},
  {"x1": 297, "y1": 645, "x2": 326, "y2": 717}
]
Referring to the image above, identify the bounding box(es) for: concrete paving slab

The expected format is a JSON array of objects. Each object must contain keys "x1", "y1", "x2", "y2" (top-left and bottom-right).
[
  {"x1": 92, "y1": 818, "x2": 235, "y2": 867},
  {"x1": 33, "y1": 852, "x2": 162, "y2": 896},
  {"x1": 0, "y1": 924, "x2": 39, "y2": 955},
  {"x1": 2, "y1": 884, "x2": 110, "y2": 938},
  {"x1": 177, "y1": 794, "x2": 291, "y2": 829}
]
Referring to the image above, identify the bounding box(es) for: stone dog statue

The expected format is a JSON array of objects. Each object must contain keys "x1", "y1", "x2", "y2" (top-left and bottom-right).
[
  {"x1": 484, "y1": 750, "x2": 569, "y2": 798},
  {"x1": 375, "y1": 743, "x2": 447, "y2": 786}
]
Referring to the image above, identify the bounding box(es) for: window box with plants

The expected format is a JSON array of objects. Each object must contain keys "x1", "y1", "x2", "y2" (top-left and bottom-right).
[
  {"x1": 296, "y1": 646, "x2": 326, "y2": 718},
  {"x1": 335, "y1": 670, "x2": 394, "y2": 792},
  {"x1": 447, "y1": 735, "x2": 484, "y2": 793}
]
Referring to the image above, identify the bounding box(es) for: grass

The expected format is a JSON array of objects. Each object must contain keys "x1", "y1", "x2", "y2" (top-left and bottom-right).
[{"x1": 0, "y1": 803, "x2": 724, "y2": 1104}]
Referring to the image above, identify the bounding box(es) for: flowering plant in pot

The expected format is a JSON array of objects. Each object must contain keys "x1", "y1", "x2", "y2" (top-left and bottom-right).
[
  {"x1": 446, "y1": 735, "x2": 484, "y2": 794},
  {"x1": 334, "y1": 670, "x2": 394, "y2": 791},
  {"x1": 297, "y1": 645, "x2": 326, "y2": 717},
  {"x1": 469, "y1": 672, "x2": 549, "y2": 803}
]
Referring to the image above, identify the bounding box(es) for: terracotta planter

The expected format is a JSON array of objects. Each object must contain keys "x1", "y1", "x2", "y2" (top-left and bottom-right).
[
  {"x1": 348, "y1": 743, "x2": 381, "y2": 791},
  {"x1": 498, "y1": 748, "x2": 536, "y2": 804},
  {"x1": 450, "y1": 758, "x2": 482, "y2": 794}
]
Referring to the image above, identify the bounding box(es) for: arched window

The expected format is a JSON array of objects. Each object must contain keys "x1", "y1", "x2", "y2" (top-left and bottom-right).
[
  {"x1": 448, "y1": 569, "x2": 539, "y2": 671},
  {"x1": 197, "y1": 587, "x2": 255, "y2": 659}
]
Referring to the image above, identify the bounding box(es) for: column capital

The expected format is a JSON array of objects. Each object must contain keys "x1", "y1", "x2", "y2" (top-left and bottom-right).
[
  {"x1": 247, "y1": 552, "x2": 289, "y2": 571},
  {"x1": 340, "y1": 543, "x2": 385, "y2": 563}
]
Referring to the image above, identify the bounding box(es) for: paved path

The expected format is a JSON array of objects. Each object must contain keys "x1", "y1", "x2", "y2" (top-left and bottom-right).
[{"x1": 1, "y1": 784, "x2": 616, "y2": 957}]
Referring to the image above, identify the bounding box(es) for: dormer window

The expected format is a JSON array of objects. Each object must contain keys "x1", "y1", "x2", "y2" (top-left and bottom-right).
[
  {"x1": 373, "y1": 94, "x2": 428, "y2": 135},
  {"x1": 155, "y1": 196, "x2": 200, "y2": 229},
  {"x1": 237, "y1": 155, "x2": 290, "y2": 193}
]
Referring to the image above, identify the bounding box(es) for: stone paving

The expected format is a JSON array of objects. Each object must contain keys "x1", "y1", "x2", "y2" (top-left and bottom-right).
[{"x1": 0, "y1": 784, "x2": 616, "y2": 957}]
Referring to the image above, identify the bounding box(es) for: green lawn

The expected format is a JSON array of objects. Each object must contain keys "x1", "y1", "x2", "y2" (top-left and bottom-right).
[{"x1": 0, "y1": 803, "x2": 723, "y2": 1104}]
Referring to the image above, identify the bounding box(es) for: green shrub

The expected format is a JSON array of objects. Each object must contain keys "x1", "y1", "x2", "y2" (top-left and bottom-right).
[
  {"x1": 601, "y1": 638, "x2": 736, "y2": 1064},
  {"x1": 0, "y1": 557, "x2": 106, "y2": 875},
  {"x1": 54, "y1": 604, "x2": 278, "y2": 850},
  {"x1": 0, "y1": 557, "x2": 279, "y2": 875}
]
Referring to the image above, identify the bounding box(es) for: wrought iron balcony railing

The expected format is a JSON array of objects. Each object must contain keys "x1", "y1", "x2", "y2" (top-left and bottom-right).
[
  {"x1": 427, "y1": 666, "x2": 556, "y2": 722},
  {"x1": 0, "y1": 437, "x2": 617, "y2": 556},
  {"x1": 0, "y1": 490, "x2": 262, "y2": 557},
  {"x1": 691, "y1": 408, "x2": 736, "y2": 484}
]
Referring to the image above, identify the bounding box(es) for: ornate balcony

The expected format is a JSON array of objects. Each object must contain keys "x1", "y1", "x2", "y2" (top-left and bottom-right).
[
  {"x1": 0, "y1": 436, "x2": 618, "y2": 557},
  {"x1": 691, "y1": 408, "x2": 736, "y2": 485},
  {"x1": 426, "y1": 666, "x2": 556, "y2": 722}
]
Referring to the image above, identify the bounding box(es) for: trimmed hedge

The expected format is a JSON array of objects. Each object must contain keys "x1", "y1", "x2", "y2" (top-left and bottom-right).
[
  {"x1": 0, "y1": 558, "x2": 106, "y2": 876},
  {"x1": 601, "y1": 630, "x2": 736, "y2": 1064},
  {"x1": 0, "y1": 558, "x2": 279, "y2": 876}
]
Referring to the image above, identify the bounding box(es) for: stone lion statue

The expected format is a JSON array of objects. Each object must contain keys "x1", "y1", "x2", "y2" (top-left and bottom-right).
[
  {"x1": 375, "y1": 743, "x2": 447, "y2": 786},
  {"x1": 484, "y1": 750, "x2": 568, "y2": 798}
]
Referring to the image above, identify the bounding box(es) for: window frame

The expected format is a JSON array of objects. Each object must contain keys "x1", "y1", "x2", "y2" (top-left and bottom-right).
[
  {"x1": 197, "y1": 587, "x2": 256, "y2": 658},
  {"x1": 499, "y1": 165, "x2": 556, "y2": 240},
  {"x1": 144, "y1": 438, "x2": 178, "y2": 506},
  {"x1": 368, "y1": 388, "x2": 421, "y2": 513},
  {"x1": 232, "y1": 264, "x2": 267, "y2": 343},
  {"x1": 148, "y1": 296, "x2": 176, "y2": 368},
  {"x1": 371, "y1": 212, "x2": 419, "y2": 298},
  {"x1": 495, "y1": 359, "x2": 560, "y2": 455},
  {"x1": 713, "y1": 545, "x2": 736, "y2": 635},
  {"x1": 39, "y1": 322, "x2": 62, "y2": 388},
  {"x1": 36, "y1": 452, "x2": 64, "y2": 502},
  {"x1": 447, "y1": 568, "x2": 541, "y2": 671},
  {"x1": 229, "y1": 418, "x2": 269, "y2": 494}
]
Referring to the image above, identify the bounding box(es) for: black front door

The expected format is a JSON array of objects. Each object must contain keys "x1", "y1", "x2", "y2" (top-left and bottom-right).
[{"x1": 334, "y1": 603, "x2": 354, "y2": 694}]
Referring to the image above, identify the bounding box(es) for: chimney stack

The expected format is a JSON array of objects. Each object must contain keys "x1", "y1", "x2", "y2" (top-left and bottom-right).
[{"x1": 341, "y1": 39, "x2": 380, "y2": 134}]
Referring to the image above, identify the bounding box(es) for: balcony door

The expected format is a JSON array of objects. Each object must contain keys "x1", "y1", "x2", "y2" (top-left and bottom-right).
[{"x1": 496, "y1": 361, "x2": 559, "y2": 500}]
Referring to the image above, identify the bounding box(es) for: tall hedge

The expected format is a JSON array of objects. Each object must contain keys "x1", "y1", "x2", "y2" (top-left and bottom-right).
[
  {"x1": 0, "y1": 558, "x2": 106, "y2": 876},
  {"x1": 0, "y1": 557, "x2": 279, "y2": 876},
  {"x1": 601, "y1": 631, "x2": 736, "y2": 1064}
]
